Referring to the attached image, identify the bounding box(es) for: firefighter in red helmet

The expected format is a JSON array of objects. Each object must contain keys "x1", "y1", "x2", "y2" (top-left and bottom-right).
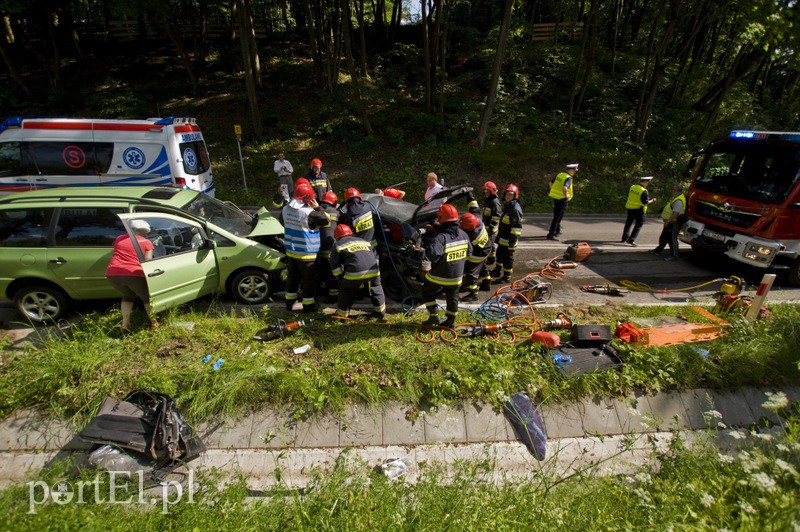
[
  {"x1": 330, "y1": 224, "x2": 386, "y2": 320},
  {"x1": 480, "y1": 181, "x2": 502, "y2": 290},
  {"x1": 281, "y1": 183, "x2": 330, "y2": 312},
  {"x1": 459, "y1": 213, "x2": 492, "y2": 302},
  {"x1": 339, "y1": 187, "x2": 377, "y2": 249},
  {"x1": 304, "y1": 157, "x2": 332, "y2": 203},
  {"x1": 490, "y1": 183, "x2": 524, "y2": 284},
  {"x1": 420, "y1": 204, "x2": 472, "y2": 328},
  {"x1": 317, "y1": 191, "x2": 340, "y2": 303}
]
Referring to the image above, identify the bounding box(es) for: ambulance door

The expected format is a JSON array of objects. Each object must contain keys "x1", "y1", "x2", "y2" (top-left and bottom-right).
[
  {"x1": 106, "y1": 140, "x2": 172, "y2": 187},
  {"x1": 117, "y1": 213, "x2": 219, "y2": 313}
]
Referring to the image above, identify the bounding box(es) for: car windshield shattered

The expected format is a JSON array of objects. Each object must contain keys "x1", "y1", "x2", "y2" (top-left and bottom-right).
[
  {"x1": 181, "y1": 194, "x2": 255, "y2": 235},
  {"x1": 694, "y1": 142, "x2": 800, "y2": 205}
]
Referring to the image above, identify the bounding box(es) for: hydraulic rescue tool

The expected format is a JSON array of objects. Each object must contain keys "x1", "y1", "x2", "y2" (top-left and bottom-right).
[
  {"x1": 580, "y1": 284, "x2": 628, "y2": 296},
  {"x1": 253, "y1": 319, "x2": 312, "y2": 341}
]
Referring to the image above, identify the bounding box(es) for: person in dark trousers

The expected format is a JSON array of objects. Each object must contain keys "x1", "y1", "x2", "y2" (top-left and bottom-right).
[
  {"x1": 459, "y1": 213, "x2": 491, "y2": 302},
  {"x1": 330, "y1": 224, "x2": 386, "y2": 319},
  {"x1": 480, "y1": 181, "x2": 502, "y2": 290},
  {"x1": 546, "y1": 163, "x2": 577, "y2": 240},
  {"x1": 621, "y1": 176, "x2": 657, "y2": 246},
  {"x1": 339, "y1": 188, "x2": 377, "y2": 250},
  {"x1": 105, "y1": 219, "x2": 157, "y2": 332},
  {"x1": 491, "y1": 184, "x2": 523, "y2": 284},
  {"x1": 316, "y1": 191, "x2": 340, "y2": 302},
  {"x1": 281, "y1": 183, "x2": 329, "y2": 312},
  {"x1": 420, "y1": 204, "x2": 472, "y2": 328},
  {"x1": 653, "y1": 184, "x2": 686, "y2": 261},
  {"x1": 304, "y1": 158, "x2": 332, "y2": 203}
]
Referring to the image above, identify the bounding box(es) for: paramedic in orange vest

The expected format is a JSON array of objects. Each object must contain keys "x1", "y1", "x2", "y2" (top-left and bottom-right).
[
  {"x1": 653, "y1": 184, "x2": 686, "y2": 262},
  {"x1": 621, "y1": 176, "x2": 657, "y2": 246},
  {"x1": 546, "y1": 163, "x2": 577, "y2": 241}
]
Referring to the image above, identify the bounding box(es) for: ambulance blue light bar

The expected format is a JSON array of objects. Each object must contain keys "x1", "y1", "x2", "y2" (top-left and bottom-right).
[
  {"x1": 730, "y1": 130, "x2": 800, "y2": 141},
  {"x1": 0, "y1": 116, "x2": 23, "y2": 134}
]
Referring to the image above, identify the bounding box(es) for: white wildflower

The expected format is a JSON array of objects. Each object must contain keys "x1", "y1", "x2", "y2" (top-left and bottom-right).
[
  {"x1": 493, "y1": 390, "x2": 510, "y2": 403},
  {"x1": 750, "y1": 472, "x2": 777, "y2": 493},
  {"x1": 775, "y1": 459, "x2": 799, "y2": 477},
  {"x1": 754, "y1": 432, "x2": 773, "y2": 441},
  {"x1": 704, "y1": 410, "x2": 723, "y2": 420},
  {"x1": 633, "y1": 487, "x2": 652, "y2": 503},
  {"x1": 777, "y1": 444, "x2": 789, "y2": 452},
  {"x1": 728, "y1": 429, "x2": 746, "y2": 440},
  {"x1": 492, "y1": 370, "x2": 514, "y2": 380},
  {"x1": 717, "y1": 421, "x2": 727, "y2": 429},
  {"x1": 762, "y1": 392, "x2": 789, "y2": 412},
  {"x1": 739, "y1": 501, "x2": 756, "y2": 514},
  {"x1": 700, "y1": 493, "x2": 715, "y2": 508},
  {"x1": 717, "y1": 453, "x2": 735, "y2": 464},
  {"x1": 635, "y1": 472, "x2": 652, "y2": 484}
]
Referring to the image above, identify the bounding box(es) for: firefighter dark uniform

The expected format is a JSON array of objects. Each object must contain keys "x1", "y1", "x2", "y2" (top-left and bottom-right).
[
  {"x1": 621, "y1": 176, "x2": 655, "y2": 246},
  {"x1": 304, "y1": 158, "x2": 332, "y2": 203},
  {"x1": 421, "y1": 204, "x2": 472, "y2": 328},
  {"x1": 316, "y1": 191, "x2": 340, "y2": 301},
  {"x1": 281, "y1": 183, "x2": 329, "y2": 312},
  {"x1": 330, "y1": 225, "x2": 386, "y2": 319},
  {"x1": 339, "y1": 188, "x2": 377, "y2": 249},
  {"x1": 459, "y1": 213, "x2": 491, "y2": 302},
  {"x1": 480, "y1": 181, "x2": 502, "y2": 290},
  {"x1": 491, "y1": 184, "x2": 523, "y2": 284},
  {"x1": 547, "y1": 163, "x2": 577, "y2": 240}
]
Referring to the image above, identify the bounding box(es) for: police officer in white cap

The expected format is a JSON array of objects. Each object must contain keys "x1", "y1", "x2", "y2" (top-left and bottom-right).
[
  {"x1": 621, "y1": 176, "x2": 657, "y2": 246},
  {"x1": 546, "y1": 163, "x2": 578, "y2": 240}
]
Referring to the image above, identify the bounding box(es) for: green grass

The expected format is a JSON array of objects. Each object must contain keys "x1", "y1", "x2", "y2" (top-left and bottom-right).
[
  {"x1": 1, "y1": 302, "x2": 798, "y2": 426},
  {"x1": 2, "y1": 398, "x2": 799, "y2": 530}
]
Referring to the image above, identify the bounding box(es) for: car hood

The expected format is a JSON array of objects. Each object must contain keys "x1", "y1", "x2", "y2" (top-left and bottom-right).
[
  {"x1": 364, "y1": 185, "x2": 475, "y2": 226},
  {"x1": 250, "y1": 207, "x2": 285, "y2": 237}
]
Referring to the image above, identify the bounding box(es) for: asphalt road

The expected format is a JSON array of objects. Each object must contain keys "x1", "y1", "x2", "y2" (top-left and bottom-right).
[{"x1": 2, "y1": 214, "x2": 799, "y2": 338}]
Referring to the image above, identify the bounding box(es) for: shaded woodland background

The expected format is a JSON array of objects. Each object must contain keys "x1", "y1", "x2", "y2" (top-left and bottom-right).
[{"x1": 1, "y1": 0, "x2": 798, "y2": 210}]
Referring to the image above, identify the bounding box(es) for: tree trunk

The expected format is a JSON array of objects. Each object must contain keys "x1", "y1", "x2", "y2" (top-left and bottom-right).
[
  {"x1": 165, "y1": 17, "x2": 199, "y2": 93},
  {"x1": 0, "y1": 40, "x2": 30, "y2": 95},
  {"x1": 303, "y1": 0, "x2": 324, "y2": 84},
  {"x1": 628, "y1": 0, "x2": 652, "y2": 46},
  {"x1": 102, "y1": 0, "x2": 115, "y2": 44},
  {"x1": 666, "y1": 0, "x2": 709, "y2": 106},
  {"x1": 241, "y1": 0, "x2": 262, "y2": 89},
  {"x1": 609, "y1": 0, "x2": 621, "y2": 75},
  {"x1": 197, "y1": 0, "x2": 208, "y2": 69},
  {"x1": 422, "y1": 0, "x2": 432, "y2": 113},
  {"x1": 634, "y1": 0, "x2": 681, "y2": 145},
  {"x1": 432, "y1": 0, "x2": 443, "y2": 118},
  {"x1": 573, "y1": 0, "x2": 599, "y2": 114},
  {"x1": 339, "y1": 0, "x2": 373, "y2": 136},
  {"x1": 44, "y1": 3, "x2": 61, "y2": 89},
  {"x1": 356, "y1": 0, "x2": 368, "y2": 75},
  {"x1": 478, "y1": 0, "x2": 515, "y2": 148},
  {"x1": 236, "y1": 0, "x2": 263, "y2": 136},
  {"x1": 697, "y1": 44, "x2": 749, "y2": 141}
]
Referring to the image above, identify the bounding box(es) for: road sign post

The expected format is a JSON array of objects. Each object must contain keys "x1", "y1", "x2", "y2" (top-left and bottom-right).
[{"x1": 234, "y1": 124, "x2": 248, "y2": 191}]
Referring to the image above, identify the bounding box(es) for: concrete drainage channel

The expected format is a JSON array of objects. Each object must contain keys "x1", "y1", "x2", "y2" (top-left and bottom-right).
[{"x1": 1, "y1": 386, "x2": 796, "y2": 491}]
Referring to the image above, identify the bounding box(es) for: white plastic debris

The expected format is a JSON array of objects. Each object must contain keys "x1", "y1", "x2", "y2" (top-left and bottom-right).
[
  {"x1": 293, "y1": 344, "x2": 311, "y2": 354},
  {"x1": 380, "y1": 458, "x2": 410, "y2": 480}
]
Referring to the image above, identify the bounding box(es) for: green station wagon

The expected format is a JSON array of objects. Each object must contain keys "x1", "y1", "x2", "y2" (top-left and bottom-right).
[{"x1": 0, "y1": 187, "x2": 286, "y2": 323}]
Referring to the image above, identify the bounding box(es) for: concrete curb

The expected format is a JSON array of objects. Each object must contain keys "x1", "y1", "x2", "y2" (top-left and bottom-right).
[{"x1": 0, "y1": 385, "x2": 796, "y2": 489}]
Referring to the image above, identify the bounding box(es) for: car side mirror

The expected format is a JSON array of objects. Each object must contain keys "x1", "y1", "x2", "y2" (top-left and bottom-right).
[{"x1": 204, "y1": 239, "x2": 216, "y2": 250}]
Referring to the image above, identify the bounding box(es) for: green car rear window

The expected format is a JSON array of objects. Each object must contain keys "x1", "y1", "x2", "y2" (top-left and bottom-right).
[{"x1": 0, "y1": 208, "x2": 52, "y2": 247}]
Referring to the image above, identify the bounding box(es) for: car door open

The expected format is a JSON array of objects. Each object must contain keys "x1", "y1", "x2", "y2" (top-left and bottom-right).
[{"x1": 117, "y1": 212, "x2": 219, "y2": 313}]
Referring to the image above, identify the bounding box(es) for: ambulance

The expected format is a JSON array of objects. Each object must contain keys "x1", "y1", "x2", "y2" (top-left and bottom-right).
[{"x1": 0, "y1": 116, "x2": 215, "y2": 197}]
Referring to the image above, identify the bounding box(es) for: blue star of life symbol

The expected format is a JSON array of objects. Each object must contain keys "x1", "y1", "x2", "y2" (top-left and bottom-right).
[{"x1": 123, "y1": 147, "x2": 146, "y2": 169}]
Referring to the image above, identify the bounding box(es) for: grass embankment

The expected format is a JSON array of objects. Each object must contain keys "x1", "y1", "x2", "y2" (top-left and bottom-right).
[
  {"x1": 2, "y1": 395, "x2": 799, "y2": 529},
  {"x1": 1, "y1": 303, "x2": 797, "y2": 425}
]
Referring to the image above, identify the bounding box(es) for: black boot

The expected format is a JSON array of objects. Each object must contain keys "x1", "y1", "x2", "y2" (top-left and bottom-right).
[
  {"x1": 423, "y1": 315, "x2": 442, "y2": 327},
  {"x1": 490, "y1": 267, "x2": 502, "y2": 278},
  {"x1": 493, "y1": 275, "x2": 511, "y2": 284},
  {"x1": 441, "y1": 317, "x2": 456, "y2": 329},
  {"x1": 479, "y1": 279, "x2": 492, "y2": 291},
  {"x1": 461, "y1": 291, "x2": 479, "y2": 302}
]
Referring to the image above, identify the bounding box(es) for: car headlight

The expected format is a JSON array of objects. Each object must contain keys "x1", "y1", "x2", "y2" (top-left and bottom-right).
[{"x1": 744, "y1": 243, "x2": 774, "y2": 261}]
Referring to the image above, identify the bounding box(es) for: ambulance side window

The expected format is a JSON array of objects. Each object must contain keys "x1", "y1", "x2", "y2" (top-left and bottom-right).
[
  {"x1": 94, "y1": 143, "x2": 114, "y2": 173},
  {"x1": 0, "y1": 142, "x2": 23, "y2": 177},
  {"x1": 26, "y1": 142, "x2": 113, "y2": 175}
]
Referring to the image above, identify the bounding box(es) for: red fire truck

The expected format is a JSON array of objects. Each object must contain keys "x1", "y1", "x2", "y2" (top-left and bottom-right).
[{"x1": 680, "y1": 130, "x2": 800, "y2": 286}]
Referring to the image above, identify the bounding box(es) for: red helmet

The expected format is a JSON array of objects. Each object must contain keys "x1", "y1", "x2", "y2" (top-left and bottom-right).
[
  {"x1": 294, "y1": 177, "x2": 311, "y2": 189},
  {"x1": 334, "y1": 224, "x2": 353, "y2": 240},
  {"x1": 344, "y1": 187, "x2": 361, "y2": 201},
  {"x1": 483, "y1": 181, "x2": 498, "y2": 194},
  {"x1": 310, "y1": 158, "x2": 322, "y2": 168},
  {"x1": 322, "y1": 191, "x2": 338, "y2": 205},
  {"x1": 293, "y1": 183, "x2": 314, "y2": 202},
  {"x1": 459, "y1": 213, "x2": 479, "y2": 231},
  {"x1": 437, "y1": 203, "x2": 459, "y2": 223},
  {"x1": 504, "y1": 183, "x2": 519, "y2": 198}
]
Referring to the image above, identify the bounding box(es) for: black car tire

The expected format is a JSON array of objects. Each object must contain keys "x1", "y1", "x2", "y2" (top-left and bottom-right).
[
  {"x1": 789, "y1": 257, "x2": 800, "y2": 287},
  {"x1": 381, "y1": 269, "x2": 411, "y2": 302},
  {"x1": 14, "y1": 285, "x2": 70, "y2": 323},
  {"x1": 230, "y1": 269, "x2": 273, "y2": 305}
]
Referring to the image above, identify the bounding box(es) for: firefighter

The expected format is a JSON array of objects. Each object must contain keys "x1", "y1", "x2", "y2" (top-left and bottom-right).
[
  {"x1": 653, "y1": 183, "x2": 686, "y2": 261},
  {"x1": 420, "y1": 204, "x2": 472, "y2": 328},
  {"x1": 281, "y1": 182, "x2": 329, "y2": 312},
  {"x1": 546, "y1": 163, "x2": 578, "y2": 240},
  {"x1": 330, "y1": 224, "x2": 386, "y2": 319},
  {"x1": 304, "y1": 158, "x2": 332, "y2": 203},
  {"x1": 621, "y1": 176, "x2": 657, "y2": 246},
  {"x1": 317, "y1": 191, "x2": 340, "y2": 302},
  {"x1": 480, "y1": 181, "x2": 502, "y2": 290},
  {"x1": 339, "y1": 187, "x2": 377, "y2": 249},
  {"x1": 491, "y1": 184, "x2": 523, "y2": 284},
  {"x1": 459, "y1": 213, "x2": 491, "y2": 302}
]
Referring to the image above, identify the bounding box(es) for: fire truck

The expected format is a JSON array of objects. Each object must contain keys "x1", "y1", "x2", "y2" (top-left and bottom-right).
[
  {"x1": 0, "y1": 116, "x2": 215, "y2": 197},
  {"x1": 680, "y1": 130, "x2": 800, "y2": 286}
]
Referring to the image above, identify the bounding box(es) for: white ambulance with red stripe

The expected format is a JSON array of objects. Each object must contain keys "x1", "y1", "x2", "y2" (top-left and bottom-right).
[{"x1": 0, "y1": 116, "x2": 215, "y2": 197}]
